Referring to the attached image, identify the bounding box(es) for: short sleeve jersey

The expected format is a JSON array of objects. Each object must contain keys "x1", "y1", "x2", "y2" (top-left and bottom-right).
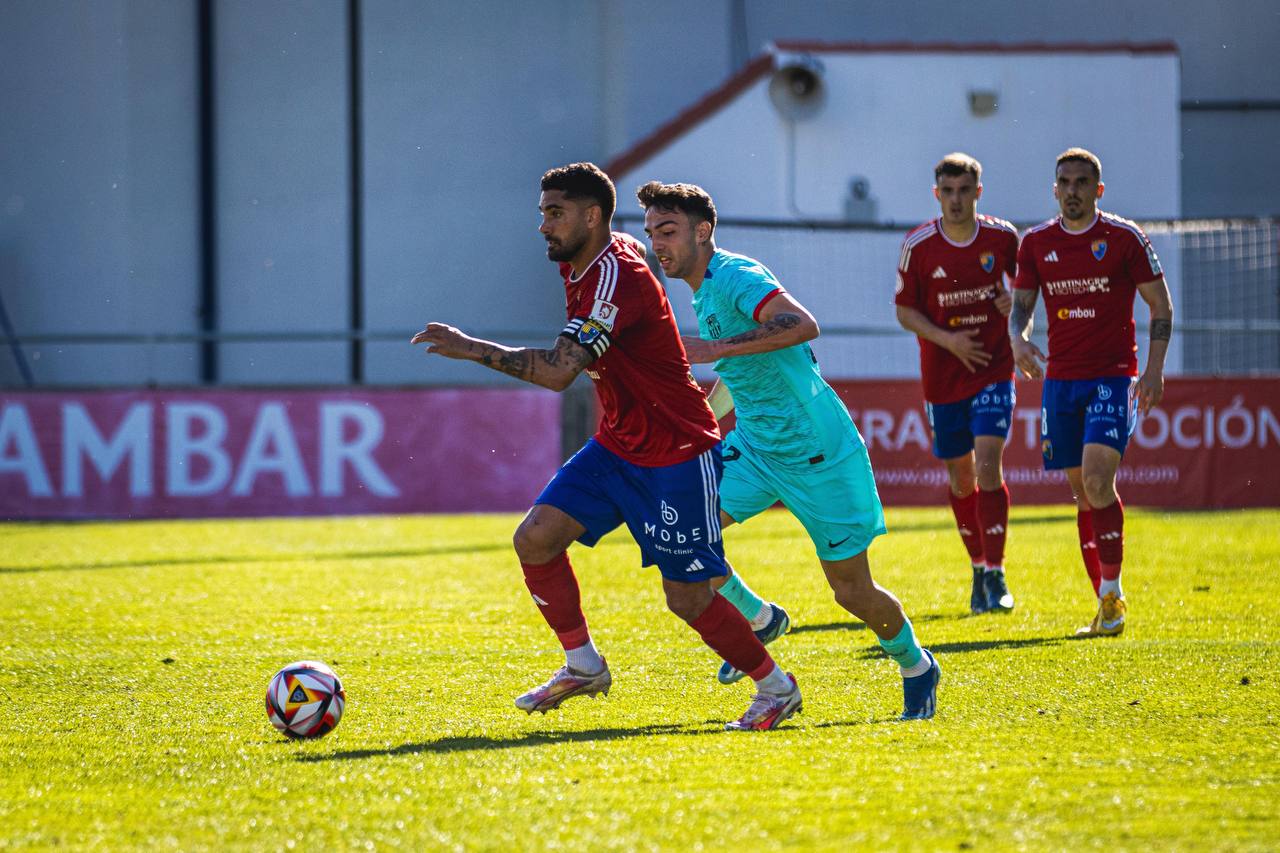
[
  {"x1": 1014, "y1": 212, "x2": 1164, "y2": 380},
  {"x1": 558, "y1": 233, "x2": 720, "y2": 466},
  {"x1": 694, "y1": 249, "x2": 864, "y2": 465},
  {"x1": 894, "y1": 215, "x2": 1018, "y2": 404}
]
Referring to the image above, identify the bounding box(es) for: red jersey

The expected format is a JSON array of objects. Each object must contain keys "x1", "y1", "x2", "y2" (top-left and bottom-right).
[
  {"x1": 558, "y1": 233, "x2": 720, "y2": 466},
  {"x1": 1014, "y1": 212, "x2": 1164, "y2": 380},
  {"x1": 895, "y1": 215, "x2": 1019, "y2": 404}
]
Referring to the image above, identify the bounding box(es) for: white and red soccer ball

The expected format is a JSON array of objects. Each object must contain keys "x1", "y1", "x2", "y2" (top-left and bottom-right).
[{"x1": 265, "y1": 660, "x2": 345, "y2": 739}]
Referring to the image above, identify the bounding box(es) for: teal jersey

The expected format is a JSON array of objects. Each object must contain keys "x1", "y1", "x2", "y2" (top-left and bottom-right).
[{"x1": 693, "y1": 250, "x2": 865, "y2": 465}]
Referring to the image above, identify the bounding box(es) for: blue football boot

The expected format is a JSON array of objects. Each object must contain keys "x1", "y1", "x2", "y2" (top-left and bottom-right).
[
  {"x1": 900, "y1": 650, "x2": 940, "y2": 720},
  {"x1": 970, "y1": 565, "x2": 989, "y2": 614},
  {"x1": 983, "y1": 569, "x2": 1015, "y2": 612}
]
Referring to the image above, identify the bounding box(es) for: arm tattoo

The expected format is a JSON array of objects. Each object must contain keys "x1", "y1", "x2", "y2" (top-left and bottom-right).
[
  {"x1": 1150, "y1": 318, "x2": 1172, "y2": 342},
  {"x1": 472, "y1": 336, "x2": 589, "y2": 389},
  {"x1": 542, "y1": 337, "x2": 593, "y2": 371},
  {"x1": 477, "y1": 344, "x2": 532, "y2": 381},
  {"x1": 719, "y1": 312, "x2": 802, "y2": 347},
  {"x1": 1009, "y1": 290, "x2": 1037, "y2": 337}
]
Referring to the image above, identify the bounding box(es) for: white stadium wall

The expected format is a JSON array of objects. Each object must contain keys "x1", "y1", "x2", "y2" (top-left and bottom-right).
[
  {"x1": 613, "y1": 47, "x2": 1181, "y2": 223},
  {"x1": 613, "y1": 46, "x2": 1183, "y2": 380}
]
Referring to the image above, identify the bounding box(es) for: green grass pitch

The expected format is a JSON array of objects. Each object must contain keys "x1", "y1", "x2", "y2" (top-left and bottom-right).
[{"x1": 2, "y1": 507, "x2": 1278, "y2": 850}]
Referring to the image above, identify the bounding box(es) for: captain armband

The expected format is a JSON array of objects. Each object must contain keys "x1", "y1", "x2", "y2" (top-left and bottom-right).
[{"x1": 560, "y1": 317, "x2": 612, "y2": 360}]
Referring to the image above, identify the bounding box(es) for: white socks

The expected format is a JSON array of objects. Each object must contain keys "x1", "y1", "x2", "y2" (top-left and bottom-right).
[
  {"x1": 748, "y1": 603, "x2": 774, "y2": 631},
  {"x1": 900, "y1": 656, "x2": 933, "y2": 679},
  {"x1": 565, "y1": 640, "x2": 605, "y2": 675},
  {"x1": 753, "y1": 663, "x2": 793, "y2": 695}
]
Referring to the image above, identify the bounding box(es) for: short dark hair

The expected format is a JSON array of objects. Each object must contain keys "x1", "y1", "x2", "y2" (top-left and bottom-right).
[
  {"x1": 541, "y1": 162, "x2": 616, "y2": 221},
  {"x1": 1056, "y1": 147, "x2": 1102, "y2": 180},
  {"x1": 635, "y1": 180, "x2": 718, "y2": 230},
  {"x1": 934, "y1": 152, "x2": 982, "y2": 183}
]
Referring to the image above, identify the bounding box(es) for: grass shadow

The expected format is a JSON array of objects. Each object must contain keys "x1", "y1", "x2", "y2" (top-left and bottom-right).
[
  {"x1": 0, "y1": 541, "x2": 512, "y2": 574},
  {"x1": 296, "y1": 722, "x2": 722, "y2": 761},
  {"x1": 727, "y1": 510, "x2": 1074, "y2": 543},
  {"x1": 789, "y1": 612, "x2": 952, "y2": 635},
  {"x1": 298, "y1": 717, "x2": 879, "y2": 763},
  {"x1": 884, "y1": 510, "x2": 1072, "y2": 533},
  {"x1": 852, "y1": 635, "x2": 1068, "y2": 659}
]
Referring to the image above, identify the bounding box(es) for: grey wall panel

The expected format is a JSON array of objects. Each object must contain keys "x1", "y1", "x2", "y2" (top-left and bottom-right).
[
  {"x1": 359, "y1": 0, "x2": 607, "y2": 385},
  {"x1": 214, "y1": 0, "x2": 349, "y2": 384},
  {"x1": 359, "y1": 0, "x2": 731, "y2": 386},
  {"x1": 0, "y1": 0, "x2": 199, "y2": 386},
  {"x1": 1181, "y1": 111, "x2": 1280, "y2": 218},
  {"x1": 744, "y1": 0, "x2": 1280, "y2": 99}
]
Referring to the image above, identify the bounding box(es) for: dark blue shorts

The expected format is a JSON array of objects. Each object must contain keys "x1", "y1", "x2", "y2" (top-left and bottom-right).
[
  {"x1": 534, "y1": 439, "x2": 729, "y2": 582},
  {"x1": 1039, "y1": 377, "x2": 1138, "y2": 470},
  {"x1": 924, "y1": 380, "x2": 1015, "y2": 460}
]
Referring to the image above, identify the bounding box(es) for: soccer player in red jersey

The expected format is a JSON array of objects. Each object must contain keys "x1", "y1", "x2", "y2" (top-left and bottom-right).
[
  {"x1": 1010, "y1": 148, "x2": 1173, "y2": 637},
  {"x1": 411, "y1": 163, "x2": 801, "y2": 730},
  {"x1": 895, "y1": 154, "x2": 1019, "y2": 615}
]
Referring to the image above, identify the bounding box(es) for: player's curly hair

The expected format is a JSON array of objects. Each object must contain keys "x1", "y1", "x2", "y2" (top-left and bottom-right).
[
  {"x1": 1056, "y1": 147, "x2": 1102, "y2": 180},
  {"x1": 934, "y1": 152, "x2": 982, "y2": 183},
  {"x1": 635, "y1": 181, "x2": 717, "y2": 230},
  {"x1": 541, "y1": 162, "x2": 616, "y2": 221}
]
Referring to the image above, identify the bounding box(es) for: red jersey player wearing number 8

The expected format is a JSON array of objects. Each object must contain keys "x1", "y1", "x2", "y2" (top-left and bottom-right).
[{"x1": 1010, "y1": 148, "x2": 1174, "y2": 637}]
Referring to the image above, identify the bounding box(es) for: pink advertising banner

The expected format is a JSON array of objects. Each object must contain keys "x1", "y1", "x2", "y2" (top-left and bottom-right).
[
  {"x1": 0, "y1": 389, "x2": 561, "y2": 519},
  {"x1": 826, "y1": 377, "x2": 1280, "y2": 508}
]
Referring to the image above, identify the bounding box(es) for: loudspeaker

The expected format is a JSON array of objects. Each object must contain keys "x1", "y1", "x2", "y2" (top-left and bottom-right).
[{"x1": 768, "y1": 55, "x2": 826, "y2": 121}]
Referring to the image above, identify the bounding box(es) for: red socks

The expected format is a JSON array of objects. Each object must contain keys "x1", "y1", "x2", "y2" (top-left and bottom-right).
[
  {"x1": 1092, "y1": 498, "x2": 1125, "y2": 581},
  {"x1": 521, "y1": 553, "x2": 590, "y2": 650},
  {"x1": 523, "y1": 554, "x2": 774, "y2": 682},
  {"x1": 1076, "y1": 507, "x2": 1102, "y2": 595},
  {"x1": 690, "y1": 594, "x2": 772, "y2": 680},
  {"x1": 947, "y1": 489, "x2": 983, "y2": 563},
  {"x1": 976, "y1": 483, "x2": 1010, "y2": 567},
  {"x1": 951, "y1": 486, "x2": 1009, "y2": 567}
]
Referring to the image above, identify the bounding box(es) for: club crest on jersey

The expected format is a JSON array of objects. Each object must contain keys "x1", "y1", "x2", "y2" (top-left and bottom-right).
[
  {"x1": 706, "y1": 314, "x2": 722, "y2": 338},
  {"x1": 1091, "y1": 239, "x2": 1108, "y2": 260},
  {"x1": 576, "y1": 319, "x2": 607, "y2": 346},
  {"x1": 589, "y1": 299, "x2": 618, "y2": 331},
  {"x1": 1041, "y1": 439, "x2": 1053, "y2": 460},
  {"x1": 979, "y1": 251, "x2": 995, "y2": 273}
]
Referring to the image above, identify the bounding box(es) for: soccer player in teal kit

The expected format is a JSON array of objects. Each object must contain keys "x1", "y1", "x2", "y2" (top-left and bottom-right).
[
  {"x1": 415, "y1": 163, "x2": 801, "y2": 730},
  {"x1": 1011, "y1": 148, "x2": 1173, "y2": 637},
  {"x1": 638, "y1": 180, "x2": 940, "y2": 720}
]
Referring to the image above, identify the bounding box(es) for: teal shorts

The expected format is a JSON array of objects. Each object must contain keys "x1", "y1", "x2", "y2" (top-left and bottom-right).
[{"x1": 719, "y1": 429, "x2": 887, "y2": 561}]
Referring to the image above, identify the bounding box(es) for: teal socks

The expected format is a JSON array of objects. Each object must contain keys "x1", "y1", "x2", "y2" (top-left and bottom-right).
[
  {"x1": 879, "y1": 619, "x2": 925, "y2": 672},
  {"x1": 716, "y1": 571, "x2": 768, "y2": 623}
]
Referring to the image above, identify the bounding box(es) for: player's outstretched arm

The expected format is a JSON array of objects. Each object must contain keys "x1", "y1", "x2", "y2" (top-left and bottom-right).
[
  {"x1": 410, "y1": 323, "x2": 591, "y2": 391},
  {"x1": 684, "y1": 292, "x2": 818, "y2": 363},
  {"x1": 1008, "y1": 289, "x2": 1046, "y2": 380},
  {"x1": 895, "y1": 304, "x2": 992, "y2": 373},
  {"x1": 1135, "y1": 277, "x2": 1174, "y2": 413}
]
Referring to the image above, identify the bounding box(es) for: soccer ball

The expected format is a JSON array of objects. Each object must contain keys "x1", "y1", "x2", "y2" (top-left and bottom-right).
[{"x1": 265, "y1": 660, "x2": 345, "y2": 739}]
